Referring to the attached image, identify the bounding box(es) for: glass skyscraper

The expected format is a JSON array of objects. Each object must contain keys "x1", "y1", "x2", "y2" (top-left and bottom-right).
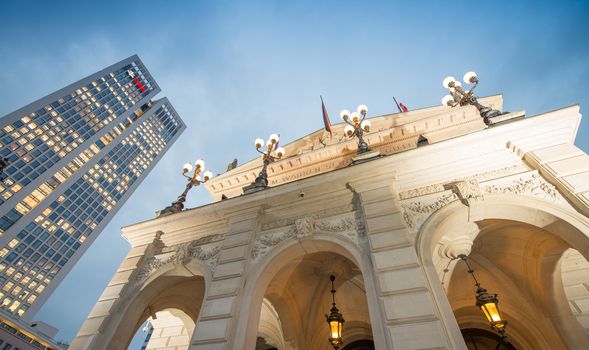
[{"x1": 0, "y1": 55, "x2": 185, "y2": 319}]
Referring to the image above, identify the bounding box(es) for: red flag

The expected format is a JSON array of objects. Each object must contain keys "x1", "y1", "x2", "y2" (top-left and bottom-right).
[
  {"x1": 399, "y1": 102, "x2": 409, "y2": 112},
  {"x1": 321, "y1": 96, "x2": 333, "y2": 143}
]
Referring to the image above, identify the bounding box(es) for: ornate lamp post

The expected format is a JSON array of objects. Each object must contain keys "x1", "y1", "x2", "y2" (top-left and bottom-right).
[
  {"x1": 157, "y1": 159, "x2": 213, "y2": 217},
  {"x1": 325, "y1": 275, "x2": 345, "y2": 350},
  {"x1": 242, "y1": 133, "x2": 285, "y2": 194},
  {"x1": 441, "y1": 72, "x2": 505, "y2": 124},
  {"x1": 459, "y1": 255, "x2": 508, "y2": 340},
  {"x1": 340, "y1": 104, "x2": 372, "y2": 154}
]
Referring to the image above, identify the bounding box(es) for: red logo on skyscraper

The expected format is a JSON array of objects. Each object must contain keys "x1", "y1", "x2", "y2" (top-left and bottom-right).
[{"x1": 133, "y1": 77, "x2": 146, "y2": 93}]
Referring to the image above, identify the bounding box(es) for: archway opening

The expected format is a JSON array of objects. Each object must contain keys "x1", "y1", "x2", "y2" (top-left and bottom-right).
[
  {"x1": 105, "y1": 271, "x2": 206, "y2": 349},
  {"x1": 134, "y1": 308, "x2": 196, "y2": 350},
  {"x1": 441, "y1": 219, "x2": 587, "y2": 349},
  {"x1": 461, "y1": 328, "x2": 515, "y2": 350},
  {"x1": 255, "y1": 250, "x2": 374, "y2": 350}
]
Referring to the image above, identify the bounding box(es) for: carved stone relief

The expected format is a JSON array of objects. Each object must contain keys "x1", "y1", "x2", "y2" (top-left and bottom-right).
[
  {"x1": 400, "y1": 191, "x2": 459, "y2": 231},
  {"x1": 482, "y1": 171, "x2": 564, "y2": 204},
  {"x1": 399, "y1": 169, "x2": 569, "y2": 233},
  {"x1": 251, "y1": 213, "x2": 361, "y2": 262},
  {"x1": 452, "y1": 179, "x2": 483, "y2": 206},
  {"x1": 114, "y1": 234, "x2": 223, "y2": 312},
  {"x1": 397, "y1": 165, "x2": 524, "y2": 200},
  {"x1": 261, "y1": 204, "x2": 353, "y2": 231}
]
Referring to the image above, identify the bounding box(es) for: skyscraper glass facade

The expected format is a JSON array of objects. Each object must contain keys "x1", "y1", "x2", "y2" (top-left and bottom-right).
[{"x1": 0, "y1": 56, "x2": 185, "y2": 318}]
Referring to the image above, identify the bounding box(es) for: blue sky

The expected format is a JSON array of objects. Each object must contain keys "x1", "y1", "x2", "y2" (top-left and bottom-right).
[{"x1": 1, "y1": 0, "x2": 588, "y2": 346}]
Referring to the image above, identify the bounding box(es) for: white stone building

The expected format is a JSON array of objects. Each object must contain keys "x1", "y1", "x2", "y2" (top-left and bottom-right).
[{"x1": 71, "y1": 96, "x2": 589, "y2": 349}]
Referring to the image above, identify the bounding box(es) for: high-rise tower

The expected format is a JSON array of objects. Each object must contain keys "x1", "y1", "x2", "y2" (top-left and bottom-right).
[{"x1": 0, "y1": 55, "x2": 185, "y2": 319}]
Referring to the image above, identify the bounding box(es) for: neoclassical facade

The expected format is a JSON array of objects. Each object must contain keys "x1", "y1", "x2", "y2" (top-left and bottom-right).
[{"x1": 71, "y1": 96, "x2": 589, "y2": 349}]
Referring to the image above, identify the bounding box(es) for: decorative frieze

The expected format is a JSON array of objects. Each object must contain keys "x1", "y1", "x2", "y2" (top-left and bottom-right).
[
  {"x1": 261, "y1": 204, "x2": 353, "y2": 231},
  {"x1": 482, "y1": 171, "x2": 565, "y2": 204},
  {"x1": 397, "y1": 165, "x2": 523, "y2": 200},
  {"x1": 400, "y1": 170, "x2": 569, "y2": 232},
  {"x1": 251, "y1": 213, "x2": 361, "y2": 262}
]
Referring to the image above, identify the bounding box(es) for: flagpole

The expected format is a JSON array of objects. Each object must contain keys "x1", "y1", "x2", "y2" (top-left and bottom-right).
[
  {"x1": 321, "y1": 95, "x2": 333, "y2": 144},
  {"x1": 393, "y1": 97, "x2": 403, "y2": 113}
]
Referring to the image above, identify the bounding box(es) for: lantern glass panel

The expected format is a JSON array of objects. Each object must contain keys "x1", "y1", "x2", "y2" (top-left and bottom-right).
[
  {"x1": 330, "y1": 320, "x2": 341, "y2": 338},
  {"x1": 481, "y1": 302, "x2": 502, "y2": 324}
]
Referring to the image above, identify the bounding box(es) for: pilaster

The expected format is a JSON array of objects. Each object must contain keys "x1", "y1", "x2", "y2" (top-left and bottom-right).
[
  {"x1": 70, "y1": 233, "x2": 162, "y2": 350},
  {"x1": 190, "y1": 207, "x2": 260, "y2": 350},
  {"x1": 350, "y1": 177, "x2": 460, "y2": 349}
]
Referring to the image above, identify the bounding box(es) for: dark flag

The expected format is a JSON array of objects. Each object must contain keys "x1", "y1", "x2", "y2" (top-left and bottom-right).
[
  {"x1": 393, "y1": 97, "x2": 409, "y2": 113},
  {"x1": 321, "y1": 96, "x2": 333, "y2": 143}
]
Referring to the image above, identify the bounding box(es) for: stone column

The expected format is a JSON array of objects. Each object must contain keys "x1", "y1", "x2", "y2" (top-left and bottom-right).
[
  {"x1": 350, "y1": 177, "x2": 465, "y2": 350},
  {"x1": 189, "y1": 208, "x2": 259, "y2": 350},
  {"x1": 70, "y1": 232, "x2": 163, "y2": 350}
]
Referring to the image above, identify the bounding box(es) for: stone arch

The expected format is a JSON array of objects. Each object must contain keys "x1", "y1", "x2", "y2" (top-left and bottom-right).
[
  {"x1": 416, "y1": 193, "x2": 589, "y2": 349},
  {"x1": 93, "y1": 260, "x2": 210, "y2": 350},
  {"x1": 234, "y1": 234, "x2": 388, "y2": 350}
]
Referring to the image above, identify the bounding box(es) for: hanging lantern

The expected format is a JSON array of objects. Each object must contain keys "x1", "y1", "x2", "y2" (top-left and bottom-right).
[
  {"x1": 459, "y1": 254, "x2": 508, "y2": 340},
  {"x1": 325, "y1": 275, "x2": 345, "y2": 349},
  {"x1": 476, "y1": 287, "x2": 506, "y2": 331}
]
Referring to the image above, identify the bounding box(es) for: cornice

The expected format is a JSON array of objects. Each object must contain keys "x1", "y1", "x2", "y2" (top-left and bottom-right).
[{"x1": 121, "y1": 103, "x2": 581, "y2": 247}]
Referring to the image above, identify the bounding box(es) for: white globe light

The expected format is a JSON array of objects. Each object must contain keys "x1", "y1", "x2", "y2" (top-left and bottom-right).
[
  {"x1": 463, "y1": 71, "x2": 477, "y2": 84},
  {"x1": 195, "y1": 159, "x2": 205, "y2": 170},
  {"x1": 195, "y1": 175, "x2": 202, "y2": 182},
  {"x1": 454, "y1": 81, "x2": 462, "y2": 88},
  {"x1": 203, "y1": 170, "x2": 213, "y2": 181},
  {"x1": 275, "y1": 147, "x2": 286, "y2": 158},
  {"x1": 360, "y1": 120, "x2": 371, "y2": 131},
  {"x1": 350, "y1": 112, "x2": 359, "y2": 123},
  {"x1": 443, "y1": 76, "x2": 456, "y2": 89},
  {"x1": 441, "y1": 95, "x2": 454, "y2": 106},
  {"x1": 340, "y1": 109, "x2": 350, "y2": 120},
  {"x1": 344, "y1": 125, "x2": 354, "y2": 137},
  {"x1": 357, "y1": 104, "x2": 368, "y2": 115},
  {"x1": 269, "y1": 133, "x2": 279, "y2": 144},
  {"x1": 182, "y1": 163, "x2": 193, "y2": 173},
  {"x1": 255, "y1": 138, "x2": 264, "y2": 149}
]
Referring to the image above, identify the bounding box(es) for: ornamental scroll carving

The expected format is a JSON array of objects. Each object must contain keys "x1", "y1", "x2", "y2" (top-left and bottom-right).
[
  {"x1": 401, "y1": 192, "x2": 459, "y2": 231},
  {"x1": 251, "y1": 214, "x2": 359, "y2": 262},
  {"x1": 113, "y1": 235, "x2": 222, "y2": 313},
  {"x1": 131, "y1": 234, "x2": 223, "y2": 288},
  {"x1": 399, "y1": 170, "x2": 567, "y2": 232}
]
